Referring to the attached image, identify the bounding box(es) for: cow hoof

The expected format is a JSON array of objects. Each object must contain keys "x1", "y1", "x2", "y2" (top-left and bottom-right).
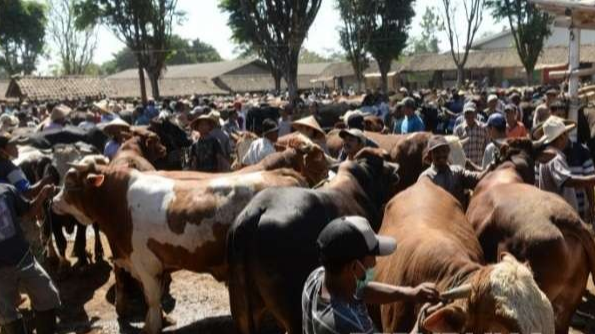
[{"x1": 162, "y1": 314, "x2": 176, "y2": 328}]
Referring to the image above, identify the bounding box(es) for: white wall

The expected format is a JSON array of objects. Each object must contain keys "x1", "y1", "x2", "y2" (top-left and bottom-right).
[{"x1": 477, "y1": 26, "x2": 595, "y2": 49}]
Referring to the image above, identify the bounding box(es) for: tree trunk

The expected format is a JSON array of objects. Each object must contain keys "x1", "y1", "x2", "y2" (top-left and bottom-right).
[
  {"x1": 380, "y1": 70, "x2": 388, "y2": 94},
  {"x1": 286, "y1": 54, "x2": 299, "y2": 103},
  {"x1": 525, "y1": 65, "x2": 534, "y2": 85},
  {"x1": 456, "y1": 65, "x2": 465, "y2": 88},
  {"x1": 273, "y1": 71, "x2": 282, "y2": 92},
  {"x1": 147, "y1": 71, "x2": 160, "y2": 100},
  {"x1": 137, "y1": 65, "x2": 147, "y2": 104}
]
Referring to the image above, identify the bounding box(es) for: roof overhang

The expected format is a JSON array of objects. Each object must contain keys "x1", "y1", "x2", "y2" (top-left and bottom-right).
[
  {"x1": 364, "y1": 71, "x2": 398, "y2": 78},
  {"x1": 531, "y1": 0, "x2": 595, "y2": 29}
]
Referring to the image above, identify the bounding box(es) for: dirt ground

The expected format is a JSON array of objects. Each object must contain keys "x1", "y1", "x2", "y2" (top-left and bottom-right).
[{"x1": 14, "y1": 233, "x2": 595, "y2": 334}]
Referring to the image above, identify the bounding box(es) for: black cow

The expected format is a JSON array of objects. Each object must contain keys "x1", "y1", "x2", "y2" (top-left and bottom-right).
[
  {"x1": 15, "y1": 126, "x2": 108, "y2": 153},
  {"x1": 226, "y1": 148, "x2": 400, "y2": 334},
  {"x1": 148, "y1": 117, "x2": 191, "y2": 170},
  {"x1": 245, "y1": 106, "x2": 280, "y2": 135}
]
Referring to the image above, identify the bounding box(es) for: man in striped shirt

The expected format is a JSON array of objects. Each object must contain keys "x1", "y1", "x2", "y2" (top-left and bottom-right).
[
  {"x1": 454, "y1": 104, "x2": 488, "y2": 167},
  {"x1": 302, "y1": 216, "x2": 439, "y2": 334}
]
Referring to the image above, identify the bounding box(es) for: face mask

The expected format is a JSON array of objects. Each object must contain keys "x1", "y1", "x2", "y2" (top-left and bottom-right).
[{"x1": 353, "y1": 261, "x2": 374, "y2": 299}]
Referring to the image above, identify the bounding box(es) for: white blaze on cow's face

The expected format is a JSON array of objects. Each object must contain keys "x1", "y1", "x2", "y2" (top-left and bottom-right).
[{"x1": 52, "y1": 168, "x2": 96, "y2": 226}]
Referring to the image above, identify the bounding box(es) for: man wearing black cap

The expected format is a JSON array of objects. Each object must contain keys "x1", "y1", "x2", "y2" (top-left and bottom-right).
[
  {"x1": 419, "y1": 135, "x2": 489, "y2": 207},
  {"x1": 242, "y1": 118, "x2": 279, "y2": 165},
  {"x1": 302, "y1": 216, "x2": 439, "y2": 334},
  {"x1": 399, "y1": 97, "x2": 425, "y2": 134}
]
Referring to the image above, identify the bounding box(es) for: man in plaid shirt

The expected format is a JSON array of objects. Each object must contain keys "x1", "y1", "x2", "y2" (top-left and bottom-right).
[{"x1": 454, "y1": 104, "x2": 488, "y2": 167}]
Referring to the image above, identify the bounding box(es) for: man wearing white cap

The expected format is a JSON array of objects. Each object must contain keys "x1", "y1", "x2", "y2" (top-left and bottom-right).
[
  {"x1": 484, "y1": 94, "x2": 502, "y2": 117},
  {"x1": 538, "y1": 116, "x2": 595, "y2": 212}
]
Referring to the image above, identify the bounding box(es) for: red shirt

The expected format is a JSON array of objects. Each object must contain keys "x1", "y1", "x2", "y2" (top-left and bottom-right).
[{"x1": 507, "y1": 122, "x2": 528, "y2": 138}]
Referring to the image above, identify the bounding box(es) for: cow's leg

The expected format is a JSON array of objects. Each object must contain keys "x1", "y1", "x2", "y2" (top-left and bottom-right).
[
  {"x1": 228, "y1": 263, "x2": 267, "y2": 334},
  {"x1": 114, "y1": 265, "x2": 133, "y2": 318},
  {"x1": 72, "y1": 223, "x2": 89, "y2": 267},
  {"x1": 92, "y1": 223, "x2": 104, "y2": 262},
  {"x1": 137, "y1": 271, "x2": 163, "y2": 334},
  {"x1": 51, "y1": 218, "x2": 67, "y2": 259}
]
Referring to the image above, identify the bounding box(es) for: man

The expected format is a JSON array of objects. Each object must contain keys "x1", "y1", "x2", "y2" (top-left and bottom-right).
[
  {"x1": 222, "y1": 108, "x2": 240, "y2": 136},
  {"x1": 207, "y1": 111, "x2": 232, "y2": 161},
  {"x1": 302, "y1": 215, "x2": 439, "y2": 334},
  {"x1": 533, "y1": 88, "x2": 559, "y2": 129},
  {"x1": 482, "y1": 113, "x2": 508, "y2": 169},
  {"x1": 538, "y1": 116, "x2": 595, "y2": 213},
  {"x1": 454, "y1": 104, "x2": 488, "y2": 167},
  {"x1": 292, "y1": 116, "x2": 328, "y2": 153},
  {"x1": 399, "y1": 97, "x2": 425, "y2": 134},
  {"x1": 484, "y1": 94, "x2": 501, "y2": 116},
  {"x1": 278, "y1": 104, "x2": 293, "y2": 137},
  {"x1": 189, "y1": 113, "x2": 230, "y2": 172},
  {"x1": 419, "y1": 135, "x2": 488, "y2": 207},
  {"x1": 505, "y1": 104, "x2": 527, "y2": 139},
  {"x1": 338, "y1": 129, "x2": 367, "y2": 161},
  {"x1": 77, "y1": 111, "x2": 97, "y2": 131},
  {"x1": 100, "y1": 118, "x2": 130, "y2": 160},
  {"x1": 43, "y1": 105, "x2": 71, "y2": 131},
  {"x1": 242, "y1": 118, "x2": 279, "y2": 166},
  {"x1": 0, "y1": 134, "x2": 51, "y2": 197},
  {"x1": 0, "y1": 183, "x2": 59, "y2": 334}
]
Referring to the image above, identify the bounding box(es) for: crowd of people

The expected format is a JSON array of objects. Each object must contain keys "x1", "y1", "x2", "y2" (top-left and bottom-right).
[{"x1": 0, "y1": 81, "x2": 593, "y2": 334}]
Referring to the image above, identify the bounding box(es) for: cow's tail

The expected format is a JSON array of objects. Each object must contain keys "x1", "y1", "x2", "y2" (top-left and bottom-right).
[{"x1": 227, "y1": 206, "x2": 266, "y2": 334}]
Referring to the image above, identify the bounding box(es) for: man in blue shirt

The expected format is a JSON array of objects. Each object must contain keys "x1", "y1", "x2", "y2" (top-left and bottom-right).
[{"x1": 400, "y1": 97, "x2": 425, "y2": 134}]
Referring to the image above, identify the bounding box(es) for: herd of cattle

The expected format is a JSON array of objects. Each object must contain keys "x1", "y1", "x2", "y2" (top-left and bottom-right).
[{"x1": 11, "y1": 116, "x2": 595, "y2": 334}]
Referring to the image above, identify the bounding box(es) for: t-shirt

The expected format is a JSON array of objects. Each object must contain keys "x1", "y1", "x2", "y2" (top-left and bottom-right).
[
  {"x1": 0, "y1": 184, "x2": 32, "y2": 267},
  {"x1": 242, "y1": 138, "x2": 276, "y2": 166},
  {"x1": 400, "y1": 114, "x2": 425, "y2": 134},
  {"x1": 104, "y1": 140, "x2": 121, "y2": 160},
  {"x1": 190, "y1": 136, "x2": 223, "y2": 172},
  {"x1": 539, "y1": 148, "x2": 578, "y2": 212},
  {"x1": 302, "y1": 267, "x2": 375, "y2": 334},
  {"x1": 482, "y1": 139, "x2": 506, "y2": 170},
  {"x1": 506, "y1": 122, "x2": 528, "y2": 138},
  {"x1": 418, "y1": 164, "x2": 482, "y2": 206},
  {"x1": 0, "y1": 159, "x2": 31, "y2": 193}
]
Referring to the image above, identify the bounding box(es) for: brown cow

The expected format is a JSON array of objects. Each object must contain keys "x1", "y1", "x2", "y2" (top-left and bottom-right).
[
  {"x1": 376, "y1": 178, "x2": 554, "y2": 334},
  {"x1": 52, "y1": 158, "x2": 307, "y2": 334},
  {"x1": 111, "y1": 127, "x2": 167, "y2": 171},
  {"x1": 467, "y1": 138, "x2": 595, "y2": 333}
]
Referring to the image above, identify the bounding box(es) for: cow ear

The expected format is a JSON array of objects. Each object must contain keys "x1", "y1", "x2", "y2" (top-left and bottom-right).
[
  {"x1": 86, "y1": 173, "x2": 105, "y2": 188},
  {"x1": 422, "y1": 304, "x2": 467, "y2": 333}
]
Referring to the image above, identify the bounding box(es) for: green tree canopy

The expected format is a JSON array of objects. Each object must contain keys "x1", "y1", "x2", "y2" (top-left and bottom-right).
[
  {"x1": 410, "y1": 6, "x2": 442, "y2": 54},
  {"x1": 0, "y1": 0, "x2": 47, "y2": 75},
  {"x1": 166, "y1": 35, "x2": 222, "y2": 65}
]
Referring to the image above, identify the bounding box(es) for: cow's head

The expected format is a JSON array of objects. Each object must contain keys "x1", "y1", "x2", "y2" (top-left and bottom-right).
[
  {"x1": 493, "y1": 138, "x2": 552, "y2": 184},
  {"x1": 275, "y1": 133, "x2": 329, "y2": 186},
  {"x1": 231, "y1": 131, "x2": 258, "y2": 169},
  {"x1": 423, "y1": 254, "x2": 554, "y2": 334},
  {"x1": 52, "y1": 155, "x2": 109, "y2": 226},
  {"x1": 131, "y1": 127, "x2": 167, "y2": 163},
  {"x1": 341, "y1": 148, "x2": 400, "y2": 210}
]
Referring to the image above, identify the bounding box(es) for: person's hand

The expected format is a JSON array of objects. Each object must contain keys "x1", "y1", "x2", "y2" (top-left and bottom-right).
[
  {"x1": 40, "y1": 185, "x2": 56, "y2": 200},
  {"x1": 411, "y1": 282, "x2": 440, "y2": 303}
]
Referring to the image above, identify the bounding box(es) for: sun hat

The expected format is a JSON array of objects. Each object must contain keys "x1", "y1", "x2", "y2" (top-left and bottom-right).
[
  {"x1": 292, "y1": 116, "x2": 325, "y2": 139},
  {"x1": 536, "y1": 116, "x2": 576, "y2": 145},
  {"x1": 339, "y1": 128, "x2": 367, "y2": 144},
  {"x1": 98, "y1": 117, "x2": 130, "y2": 135},
  {"x1": 487, "y1": 94, "x2": 498, "y2": 103},
  {"x1": 190, "y1": 112, "x2": 218, "y2": 129},
  {"x1": 93, "y1": 100, "x2": 111, "y2": 114},
  {"x1": 50, "y1": 104, "x2": 72, "y2": 122},
  {"x1": 262, "y1": 118, "x2": 279, "y2": 135},
  {"x1": 317, "y1": 216, "x2": 397, "y2": 264}
]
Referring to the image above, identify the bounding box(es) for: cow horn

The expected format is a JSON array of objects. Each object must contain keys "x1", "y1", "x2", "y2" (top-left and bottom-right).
[
  {"x1": 67, "y1": 162, "x2": 90, "y2": 172},
  {"x1": 440, "y1": 283, "x2": 472, "y2": 300}
]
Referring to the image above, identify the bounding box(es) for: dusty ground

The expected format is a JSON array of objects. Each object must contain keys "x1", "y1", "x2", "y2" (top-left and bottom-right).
[{"x1": 14, "y1": 233, "x2": 595, "y2": 334}]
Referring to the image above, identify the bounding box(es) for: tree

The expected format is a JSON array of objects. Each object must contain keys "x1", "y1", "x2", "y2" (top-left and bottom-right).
[
  {"x1": 166, "y1": 35, "x2": 222, "y2": 65},
  {"x1": 100, "y1": 47, "x2": 138, "y2": 75},
  {"x1": 299, "y1": 48, "x2": 329, "y2": 64},
  {"x1": 0, "y1": 0, "x2": 47, "y2": 75},
  {"x1": 76, "y1": 0, "x2": 183, "y2": 102},
  {"x1": 220, "y1": 0, "x2": 322, "y2": 101},
  {"x1": 487, "y1": 0, "x2": 552, "y2": 84},
  {"x1": 411, "y1": 6, "x2": 442, "y2": 54},
  {"x1": 336, "y1": 0, "x2": 375, "y2": 92},
  {"x1": 366, "y1": 0, "x2": 415, "y2": 93},
  {"x1": 47, "y1": 0, "x2": 98, "y2": 75},
  {"x1": 441, "y1": 0, "x2": 485, "y2": 87}
]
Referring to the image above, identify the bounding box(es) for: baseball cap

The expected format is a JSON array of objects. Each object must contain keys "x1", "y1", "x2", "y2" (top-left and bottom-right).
[
  {"x1": 317, "y1": 216, "x2": 397, "y2": 263},
  {"x1": 463, "y1": 102, "x2": 477, "y2": 114},
  {"x1": 487, "y1": 113, "x2": 506, "y2": 130},
  {"x1": 487, "y1": 94, "x2": 498, "y2": 103}
]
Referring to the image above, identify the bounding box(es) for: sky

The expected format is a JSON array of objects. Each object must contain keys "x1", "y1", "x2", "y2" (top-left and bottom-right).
[{"x1": 39, "y1": 0, "x2": 506, "y2": 73}]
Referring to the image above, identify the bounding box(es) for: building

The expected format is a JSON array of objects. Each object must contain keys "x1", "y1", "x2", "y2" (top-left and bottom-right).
[
  {"x1": 5, "y1": 76, "x2": 114, "y2": 102},
  {"x1": 473, "y1": 25, "x2": 595, "y2": 50}
]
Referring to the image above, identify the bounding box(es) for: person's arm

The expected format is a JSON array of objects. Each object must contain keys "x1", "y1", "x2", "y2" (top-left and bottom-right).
[
  {"x1": 22, "y1": 176, "x2": 53, "y2": 199},
  {"x1": 360, "y1": 282, "x2": 439, "y2": 305},
  {"x1": 563, "y1": 175, "x2": 595, "y2": 188},
  {"x1": 19, "y1": 185, "x2": 55, "y2": 221}
]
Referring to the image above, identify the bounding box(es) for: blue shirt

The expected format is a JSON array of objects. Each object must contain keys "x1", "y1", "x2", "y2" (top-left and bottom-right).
[
  {"x1": 0, "y1": 184, "x2": 31, "y2": 267},
  {"x1": 401, "y1": 114, "x2": 425, "y2": 134},
  {"x1": 104, "y1": 140, "x2": 121, "y2": 160},
  {"x1": 0, "y1": 160, "x2": 31, "y2": 193}
]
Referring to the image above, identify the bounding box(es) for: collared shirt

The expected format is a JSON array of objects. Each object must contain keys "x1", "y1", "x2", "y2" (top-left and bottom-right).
[
  {"x1": 242, "y1": 137, "x2": 276, "y2": 166},
  {"x1": 302, "y1": 267, "x2": 375, "y2": 334},
  {"x1": 400, "y1": 114, "x2": 425, "y2": 134},
  {"x1": 482, "y1": 138, "x2": 506, "y2": 170},
  {"x1": 78, "y1": 121, "x2": 96, "y2": 131},
  {"x1": 539, "y1": 147, "x2": 578, "y2": 212},
  {"x1": 190, "y1": 136, "x2": 223, "y2": 172},
  {"x1": 454, "y1": 121, "x2": 488, "y2": 166},
  {"x1": 0, "y1": 184, "x2": 31, "y2": 267},
  {"x1": 506, "y1": 122, "x2": 528, "y2": 138},
  {"x1": 44, "y1": 122, "x2": 64, "y2": 131},
  {"x1": 209, "y1": 128, "x2": 232, "y2": 160},
  {"x1": 418, "y1": 164, "x2": 481, "y2": 206}
]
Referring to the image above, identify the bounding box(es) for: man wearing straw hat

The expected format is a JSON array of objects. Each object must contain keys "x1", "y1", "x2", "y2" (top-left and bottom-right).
[
  {"x1": 43, "y1": 105, "x2": 71, "y2": 131},
  {"x1": 537, "y1": 116, "x2": 595, "y2": 213},
  {"x1": 242, "y1": 118, "x2": 279, "y2": 166},
  {"x1": 188, "y1": 113, "x2": 229, "y2": 172},
  {"x1": 292, "y1": 116, "x2": 328, "y2": 153},
  {"x1": 99, "y1": 118, "x2": 131, "y2": 160}
]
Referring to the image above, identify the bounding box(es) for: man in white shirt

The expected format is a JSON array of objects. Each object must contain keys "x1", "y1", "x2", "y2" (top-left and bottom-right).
[{"x1": 242, "y1": 118, "x2": 279, "y2": 166}]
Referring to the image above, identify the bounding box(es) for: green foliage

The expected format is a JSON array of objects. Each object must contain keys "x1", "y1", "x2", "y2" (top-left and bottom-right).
[
  {"x1": 0, "y1": 0, "x2": 47, "y2": 75},
  {"x1": 299, "y1": 48, "x2": 330, "y2": 64},
  {"x1": 166, "y1": 35, "x2": 222, "y2": 65},
  {"x1": 366, "y1": 0, "x2": 415, "y2": 92},
  {"x1": 410, "y1": 6, "x2": 442, "y2": 54},
  {"x1": 486, "y1": 0, "x2": 552, "y2": 84}
]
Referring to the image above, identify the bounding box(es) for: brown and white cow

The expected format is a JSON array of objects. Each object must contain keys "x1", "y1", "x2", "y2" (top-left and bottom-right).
[
  {"x1": 111, "y1": 127, "x2": 167, "y2": 171},
  {"x1": 52, "y1": 159, "x2": 307, "y2": 334},
  {"x1": 467, "y1": 138, "x2": 595, "y2": 333},
  {"x1": 375, "y1": 178, "x2": 555, "y2": 334}
]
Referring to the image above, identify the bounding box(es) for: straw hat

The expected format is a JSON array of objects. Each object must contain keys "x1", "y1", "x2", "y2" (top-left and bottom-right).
[
  {"x1": 534, "y1": 116, "x2": 576, "y2": 145},
  {"x1": 292, "y1": 116, "x2": 325, "y2": 139},
  {"x1": 93, "y1": 100, "x2": 111, "y2": 114},
  {"x1": 190, "y1": 112, "x2": 218, "y2": 129},
  {"x1": 51, "y1": 104, "x2": 72, "y2": 122},
  {"x1": 98, "y1": 117, "x2": 130, "y2": 135},
  {"x1": 0, "y1": 114, "x2": 19, "y2": 132}
]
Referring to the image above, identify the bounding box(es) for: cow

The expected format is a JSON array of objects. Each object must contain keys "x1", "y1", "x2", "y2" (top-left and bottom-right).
[
  {"x1": 52, "y1": 160, "x2": 307, "y2": 334},
  {"x1": 111, "y1": 127, "x2": 167, "y2": 171},
  {"x1": 375, "y1": 178, "x2": 555, "y2": 334},
  {"x1": 13, "y1": 125, "x2": 108, "y2": 152},
  {"x1": 466, "y1": 138, "x2": 595, "y2": 333},
  {"x1": 148, "y1": 117, "x2": 192, "y2": 170},
  {"x1": 226, "y1": 148, "x2": 400, "y2": 334}
]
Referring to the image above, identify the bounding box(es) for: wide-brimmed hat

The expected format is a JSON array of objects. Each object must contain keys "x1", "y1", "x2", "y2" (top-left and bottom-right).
[
  {"x1": 0, "y1": 114, "x2": 19, "y2": 132},
  {"x1": 535, "y1": 116, "x2": 576, "y2": 145},
  {"x1": 546, "y1": 88, "x2": 559, "y2": 96},
  {"x1": 51, "y1": 104, "x2": 72, "y2": 122},
  {"x1": 487, "y1": 94, "x2": 498, "y2": 103},
  {"x1": 339, "y1": 128, "x2": 367, "y2": 143},
  {"x1": 292, "y1": 116, "x2": 325, "y2": 139},
  {"x1": 262, "y1": 118, "x2": 279, "y2": 135},
  {"x1": 93, "y1": 100, "x2": 111, "y2": 114},
  {"x1": 340, "y1": 110, "x2": 364, "y2": 121},
  {"x1": 423, "y1": 135, "x2": 450, "y2": 161},
  {"x1": 98, "y1": 117, "x2": 130, "y2": 135},
  {"x1": 190, "y1": 112, "x2": 218, "y2": 129}
]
